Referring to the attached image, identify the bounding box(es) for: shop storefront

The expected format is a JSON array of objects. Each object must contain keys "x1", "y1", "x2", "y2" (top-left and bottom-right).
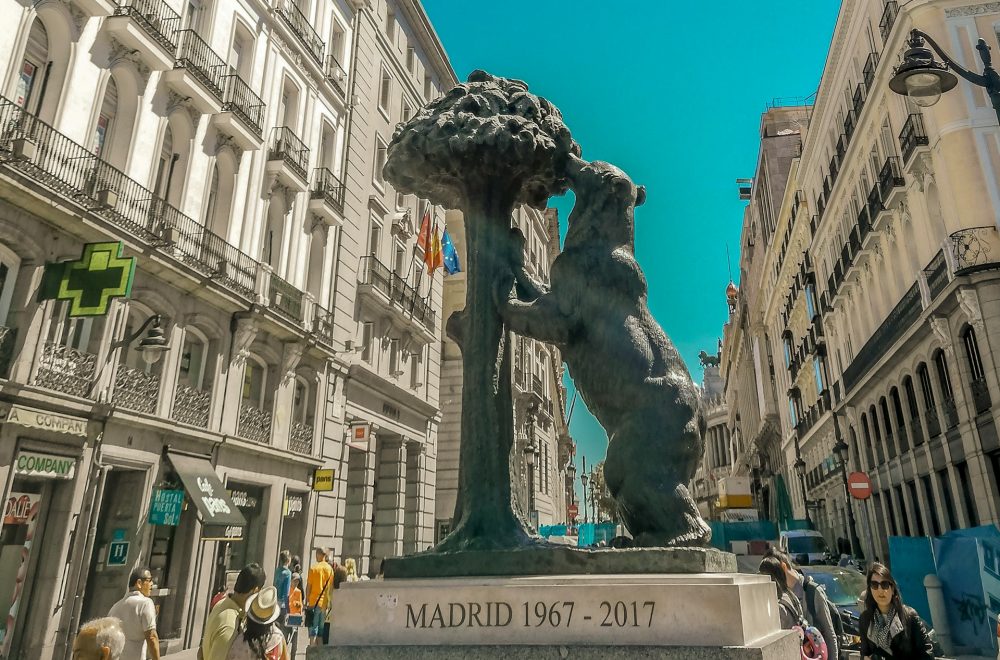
[
  {"x1": 0, "y1": 446, "x2": 79, "y2": 657},
  {"x1": 279, "y1": 490, "x2": 308, "y2": 567}
]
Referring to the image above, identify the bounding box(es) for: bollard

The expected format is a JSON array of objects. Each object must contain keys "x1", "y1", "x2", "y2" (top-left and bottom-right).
[{"x1": 924, "y1": 574, "x2": 955, "y2": 656}]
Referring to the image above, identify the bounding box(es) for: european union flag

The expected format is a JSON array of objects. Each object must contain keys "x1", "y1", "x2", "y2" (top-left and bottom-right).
[{"x1": 442, "y1": 229, "x2": 461, "y2": 275}]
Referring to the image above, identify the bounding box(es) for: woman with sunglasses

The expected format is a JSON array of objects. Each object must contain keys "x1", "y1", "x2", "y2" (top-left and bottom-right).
[{"x1": 859, "y1": 563, "x2": 934, "y2": 659}]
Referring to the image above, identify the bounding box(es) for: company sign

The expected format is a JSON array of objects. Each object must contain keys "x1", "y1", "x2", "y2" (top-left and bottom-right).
[
  {"x1": 164, "y1": 452, "x2": 246, "y2": 541},
  {"x1": 348, "y1": 422, "x2": 371, "y2": 451},
  {"x1": 4, "y1": 492, "x2": 40, "y2": 525},
  {"x1": 148, "y1": 489, "x2": 184, "y2": 526},
  {"x1": 14, "y1": 451, "x2": 76, "y2": 479},
  {"x1": 313, "y1": 469, "x2": 335, "y2": 492},
  {"x1": 7, "y1": 405, "x2": 88, "y2": 437},
  {"x1": 283, "y1": 493, "x2": 304, "y2": 518}
]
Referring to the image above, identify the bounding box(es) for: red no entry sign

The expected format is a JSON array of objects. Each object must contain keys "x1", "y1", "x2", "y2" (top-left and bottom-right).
[{"x1": 847, "y1": 472, "x2": 872, "y2": 500}]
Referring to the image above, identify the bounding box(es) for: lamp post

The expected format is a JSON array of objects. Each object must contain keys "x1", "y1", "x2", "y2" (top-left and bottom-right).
[
  {"x1": 793, "y1": 456, "x2": 811, "y2": 525},
  {"x1": 832, "y1": 413, "x2": 865, "y2": 561},
  {"x1": 566, "y1": 461, "x2": 577, "y2": 523},
  {"x1": 580, "y1": 456, "x2": 589, "y2": 524},
  {"x1": 889, "y1": 29, "x2": 1000, "y2": 125},
  {"x1": 523, "y1": 401, "x2": 539, "y2": 529},
  {"x1": 89, "y1": 314, "x2": 170, "y2": 396}
]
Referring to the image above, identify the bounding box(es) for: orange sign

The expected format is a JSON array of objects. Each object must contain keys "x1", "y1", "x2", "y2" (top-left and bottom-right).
[
  {"x1": 348, "y1": 422, "x2": 371, "y2": 451},
  {"x1": 4, "y1": 492, "x2": 40, "y2": 525}
]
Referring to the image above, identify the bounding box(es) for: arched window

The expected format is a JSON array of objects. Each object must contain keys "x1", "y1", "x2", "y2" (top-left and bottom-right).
[
  {"x1": 890, "y1": 387, "x2": 909, "y2": 453},
  {"x1": 153, "y1": 125, "x2": 175, "y2": 200},
  {"x1": 16, "y1": 19, "x2": 49, "y2": 114},
  {"x1": 292, "y1": 374, "x2": 315, "y2": 426},
  {"x1": 242, "y1": 357, "x2": 267, "y2": 408},
  {"x1": 903, "y1": 376, "x2": 924, "y2": 446},
  {"x1": 860, "y1": 413, "x2": 875, "y2": 467},
  {"x1": 934, "y1": 350, "x2": 958, "y2": 428},
  {"x1": 962, "y1": 326, "x2": 992, "y2": 414},
  {"x1": 917, "y1": 363, "x2": 941, "y2": 437},
  {"x1": 869, "y1": 405, "x2": 885, "y2": 463},
  {"x1": 879, "y1": 397, "x2": 896, "y2": 459},
  {"x1": 113, "y1": 304, "x2": 163, "y2": 414},
  {"x1": 93, "y1": 76, "x2": 118, "y2": 158},
  {"x1": 173, "y1": 326, "x2": 213, "y2": 428},
  {"x1": 237, "y1": 355, "x2": 274, "y2": 442},
  {"x1": 264, "y1": 199, "x2": 286, "y2": 270}
]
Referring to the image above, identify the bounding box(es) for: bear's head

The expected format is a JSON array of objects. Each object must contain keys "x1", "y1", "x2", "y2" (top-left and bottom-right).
[{"x1": 564, "y1": 156, "x2": 645, "y2": 248}]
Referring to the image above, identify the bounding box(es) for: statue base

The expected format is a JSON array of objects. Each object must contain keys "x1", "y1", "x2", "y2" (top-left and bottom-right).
[
  {"x1": 383, "y1": 546, "x2": 736, "y2": 578},
  {"x1": 311, "y1": 573, "x2": 791, "y2": 659}
]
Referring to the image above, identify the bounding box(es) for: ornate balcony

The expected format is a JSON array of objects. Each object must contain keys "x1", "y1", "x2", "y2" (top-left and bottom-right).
[
  {"x1": 289, "y1": 422, "x2": 314, "y2": 455},
  {"x1": 357, "y1": 256, "x2": 436, "y2": 337},
  {"x1": 165, "y1": 29, "x2": 225, "y2": 114},
  {"x1": 925, "y1": 405, "x2": 941, "y2": 438},
  {"x1": 113, "y1": 364, "x2": 159, "y2": 414},
  {"x1": 35, "y1": 342, "x2": 96, "y2": 398},
  {"x1": 941, "y1": 396, "x2": 959, "y2": 429},
  {"x1": 879, "y1": 1, "x2": 899, "y2": 44},
  {"x1": 238, "y1": 403, "x2": 272, "y2": 444},
  {"x1": 325, "y1": 56, "x2": 348, "y2": 97},
  {"x1": 104, "y1": 0, "x2": 179, "y2": 71},
  {"x1": 173, "y1": 384, "x2": 211, "y2": 427},
  {"x1": 950, "y1": 226, "x2": 1000, "y2": 274},
  {"x1": 971, "y1": 377, "x2": 993, "y2": 415},
  {"x1": 309, "y1": 167, "x2": 345, "y2": 225},
  {"x1": 212, "y1": 73, "x2": 265, "y2": 150},
  {"x1": 862, "y1": 51, "x2": 879, "y2": 91},
  {"x1": 877, "y1": 156, "x2": 905, "y2": 210},
  {"x1": 274, "y1": 0, "x2": 325, "y2": 66},
  {"x1": 0, "y1": 97, "x2": 262, "y2": 302},
  {"x1": 268, "y1": 271, "x2": 304, "y2": 322},
  {"x1": 899, "y1": 113, "x2": 930, "y2": 166},
  {"x1": 910, "y1": 415, "x2": 924, "y2": 446},
  {"x1": 266, "y1": 127, "x2": 309, "y2": 192},
  {"x1": 852, "y1": 83, "x2": 866, "y2": 118}
]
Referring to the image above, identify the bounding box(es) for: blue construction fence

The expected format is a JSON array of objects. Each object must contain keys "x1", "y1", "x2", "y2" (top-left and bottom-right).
[
  {"x1": 707, "y1": 519, "x2": 812, "y2": 552},
  {"x1": 888, "y1": 525, "x2": 1000, "y2": 655},
  {"x1": 538, "y1": 523, "x2": 619, "y2": 547}
]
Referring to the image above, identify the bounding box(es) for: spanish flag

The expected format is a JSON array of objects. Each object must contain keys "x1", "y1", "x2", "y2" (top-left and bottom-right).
[
  {"x1": 426, "y1": 223, "x2": 444, "y2": 274},
  {"x1": 416, "y1": 205, "x2": 431, "y2": 253}
]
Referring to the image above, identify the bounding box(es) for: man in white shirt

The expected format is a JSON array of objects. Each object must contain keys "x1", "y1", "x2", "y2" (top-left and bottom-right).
[{"x1": 107, "y1": 568, "x2": 160, "y2": 660}]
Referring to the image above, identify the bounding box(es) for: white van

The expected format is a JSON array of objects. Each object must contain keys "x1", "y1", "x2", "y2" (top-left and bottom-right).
[{"x1": 778, "y1": 530, "x2": 831, "y2": 565}]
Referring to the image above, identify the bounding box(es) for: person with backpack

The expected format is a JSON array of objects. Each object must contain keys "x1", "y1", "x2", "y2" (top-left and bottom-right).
[
  {"x1": 760, "y1": 556, "x2": 828, "y2": 659},
  {"x1": 764, "y1": 547, "x2": 841, "y2": 660},
  {"x1": 305, "y1": 548, "x2": 333, "y2": 647}
]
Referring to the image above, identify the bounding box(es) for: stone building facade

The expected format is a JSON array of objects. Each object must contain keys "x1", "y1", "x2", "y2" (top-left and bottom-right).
[
  {"x1": 0, "y1": 0, "x2": 449, "y2": 656},
  {"x1": 725, "y1": 0, "x2": 1000, "y2": 561},
  {"x1": 437, "y1": 206, "x2": 575, "y2": 538},
  {"x1": 693, "y1": 358, "x2": 732, "y2": 521}
]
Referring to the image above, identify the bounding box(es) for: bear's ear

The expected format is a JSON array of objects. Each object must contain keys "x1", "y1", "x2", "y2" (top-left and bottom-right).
[{"x1": 635, "y1": 185, "x2": 647, "y2": 208}]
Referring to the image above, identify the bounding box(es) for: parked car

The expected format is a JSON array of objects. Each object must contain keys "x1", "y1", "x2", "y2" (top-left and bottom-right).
[{"x1": 779, "y1": 530, "x2": 833, "y2": 565}]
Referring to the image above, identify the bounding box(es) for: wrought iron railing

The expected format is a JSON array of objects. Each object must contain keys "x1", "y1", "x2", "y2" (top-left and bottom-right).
[
  {"x1": 925, "y1": 405, "x2": 941, "y2": 438},
  {"x1": 941, "y1": 396, "x2": 959, "y2": 429},
  {"x1": 173, "y1": 29, "x2": 226, "y2": 103},
  {"x1": 879, "y1": 1, "x2": 899, "y2": 43},
  {"x1": 844, "y1": 109, "x2": 856, "y2": 142},
  {"x1": 853, "y1": 83, "x2": 866, "y2": 118},
  {"x1": 863, "y1": 51, "x2": 879, "y2": 91},
  {"x1": 275, "y1": 0, "x2": 325, "y2": 65},
  {"x1": 0, "y1": 96, "x2": 260, "y2": 297},
  {"x1": 312, "y1": 304, "x2": 335, "y2": 346},
  {"x1": 112, "y1": 0, "x2": 180, "y2": 52},
  {"x1": 909, "y1": 416, "x2": 924, "y2": 446},
  {"x1": 289, "y1": 421, "x2": 314, "y2": 455},
  {"x1": 113, "y1": 364, "x2": 160, "y2": 414},
  {"x1": 358, "y1": 256, "x2": 436, "y2": 329},
  {"x1": 950, "y1": 226, "x2": 1000, "y2": 273},
  {"x1": 268, "y1": 126, "x2": 309, "y2": 182},
  {"x1": 268, "y1": 271, "x2": 304, "y2": 321},
  {"x1": 173, "y1": 384, "x2": 211, "y2": 427},
  {"x1": 238, "y1": 402, "x2": 272, "y2": 444},
  {"x1": 325, "y1": 55, "x2": 348, "y2": 96},
  {"x1": 867, "y1": 183, "x2": 883, "y2": 222},
  {"x1": 311, "y1": 167, "x2": 345, "y2": 213},
  {"x1": 924, "y1": 250, "x2": 948, "y2": 301},
  {"x1": 878, "y1": 156, "x2": 904, "y2": 200},
  {"x1": 221, "y1": 73, "x2": 265, "y2": 138},
  {"x1": 899, "y1": 113, "x2": 930, "y2": 164},
  {"x1": 35, "y1": 342, "x2": 96, "y2": 398},
  {"x1": 0, "y1": 326, "x2": 16, "y2": 378},
  {"x1": 971, "y1": 377, "x2": 993, "y2": 415}
]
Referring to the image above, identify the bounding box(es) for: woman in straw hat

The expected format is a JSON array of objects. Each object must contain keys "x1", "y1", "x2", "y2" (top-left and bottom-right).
[{"x1": 226, "y1": 586, "x2": 289, "y2": 660}]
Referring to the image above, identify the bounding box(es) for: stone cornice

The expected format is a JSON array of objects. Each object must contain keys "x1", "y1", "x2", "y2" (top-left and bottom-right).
[{"x1": 945, "y1": 2, "x2": 1000, "y2": 17}]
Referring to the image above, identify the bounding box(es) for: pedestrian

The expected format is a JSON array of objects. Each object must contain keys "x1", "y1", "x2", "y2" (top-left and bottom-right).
[
  {"x1": 286, "y1": 572, "x2": 304, "y2": 655},
  {"x1": 305, "y1": 548, "x2": 333, "y2": 647},
  {"x1": 201, "y1": 563, "x2": 267, "y2": 660},
  {"x1": 107, "y1": 567, "x2": 160, "y2": 660},
  {"x1": 759, "y1": 556, "x2": 806, "y2": 627},
  {"x1": 343, "y1": 557, "x2": 360, "y2": 583},
  {"x1": 290, "y1": 555, "x2": 302, "y2": 576},
  {"x1": 72, "y1": 617, "x2": 126, "y2": 660},
  {"x1": 764, "y1": 547, "x2": 840, "y2": 660},
  {"x1": 225, "y1": 586, "x2": 289, "y2": 660},
  {"x1": 274, "y1": 551, "x2": 292, "y2": 634},
  {"x1": 859, "y1": 563, "x2": 934, "y2": 660}
]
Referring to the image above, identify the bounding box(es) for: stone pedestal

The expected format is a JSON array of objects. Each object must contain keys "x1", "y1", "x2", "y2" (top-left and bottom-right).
[{"x1": 309, "y1": 573, "x2": 796, "y2": 660}]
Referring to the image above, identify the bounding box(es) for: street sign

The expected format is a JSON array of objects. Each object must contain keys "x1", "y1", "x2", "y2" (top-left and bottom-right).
[
  {"x1": 847, "y1": 471, "x2": 873, "y2": 500},
  {"x1": 567, "y1": 504, "x2": 579, "y2": 521},
  {"x1": 107, "y1": 541, "x2": 129, "y2": 567},
  {"x1": 148, "y1": 489, "x2": 184, "y2": 526},
  {"x1": 39, "y1": 242, "x2": 136, "y2": 317}
]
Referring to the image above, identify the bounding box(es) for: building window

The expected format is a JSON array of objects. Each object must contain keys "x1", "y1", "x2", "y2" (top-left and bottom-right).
[
  {"x1": 361, "y1": 322, "x2": 374, "y2": 363},
  {"x1": 423, "y1": 74, "x2": 432, "y2": 100},
  {"x1": 788, "y1": 397, "x2": 798, "y2": 426},
  {"x1": 935, "y1": 350, "x2": 955, "y2": 399},
  {"x1": 410, "y1": 345, "x2": 423, "y2": 389},
  {"x1": 783, "y1": 336, "x2": 792, "y2": 368},
  {"x1": 373, "y1": 136, "x2": 388, "y2": 189},
  {"x1": 406, "y1": 46, "x2": 415, "y2": 72},
  {"x1": 937, "y1": 468, "x2": 958, "y2": 531},
  {"x1": 813, "y1": 357, "x2": 824, "y2": 393},
  {"x1": 368, "y1": 220, "x2": 382, "y2": 259},
  {"x1": 388, "y1": 338, "x2": 400, "y2": 376},
  {"x1": 956, "y1": 461, "x2": 979, "y2": 526},
  {"x1": 385, "y1": 8, "x2": 395, "y2": 41},
  {"x1": 379, "y1": 68, "x2": 392, "y2": 115},
  {"x1": 962, "y1": 326, "x2": 992, "y2": 413},
  {"x1": 402, "y1": 99, "x2": 413, "y2": 123},
  {"x1": 805, "y1": 283, "x2": 817, "y2": 319}
]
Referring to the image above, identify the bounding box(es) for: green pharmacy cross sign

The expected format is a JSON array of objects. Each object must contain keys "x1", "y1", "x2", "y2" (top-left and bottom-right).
[{"x1": 40, "y1": 242, "x2": 136, "y2": 317}]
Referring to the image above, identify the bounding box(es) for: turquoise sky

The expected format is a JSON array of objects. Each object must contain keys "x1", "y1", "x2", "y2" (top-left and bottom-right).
[{"x1": 422, "y1": 0, "x2": 841, "y2": 508}]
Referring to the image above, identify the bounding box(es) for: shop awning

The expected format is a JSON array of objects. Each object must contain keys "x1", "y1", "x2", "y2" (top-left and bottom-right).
[{"x1": 166, "y1": 451, "x2": 246, "y2": 541}]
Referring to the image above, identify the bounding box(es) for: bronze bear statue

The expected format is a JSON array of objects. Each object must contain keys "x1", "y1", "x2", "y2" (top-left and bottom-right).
[{"x1": 501, "y1": 154, "x2": 711, "y2": 547}]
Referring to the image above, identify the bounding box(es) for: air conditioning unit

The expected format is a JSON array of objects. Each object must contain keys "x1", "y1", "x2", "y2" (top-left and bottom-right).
[{"x1": 11, "y1": 137, "x2": 37, "y2": 161}]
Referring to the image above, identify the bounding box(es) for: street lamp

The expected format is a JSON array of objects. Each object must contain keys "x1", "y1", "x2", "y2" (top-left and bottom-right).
[
  {"x1": 793, "y1": 456, "x2": 811, "y2": 525},
  {"x1": 580, "y1": 456, "x2": 589, "y2": 524},
  {"x1": 523, "y1": 439, "x2": 537, "y2": 528},
  {"x1": 889, "y1": 29, "x2": 1000, "y2": 124},
  {"x1": 136, "y1": 315, "x2": 170, "y2": 365},
  {"x1": 832, "y1": 414, "x2": 865, "y2": 561}
]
